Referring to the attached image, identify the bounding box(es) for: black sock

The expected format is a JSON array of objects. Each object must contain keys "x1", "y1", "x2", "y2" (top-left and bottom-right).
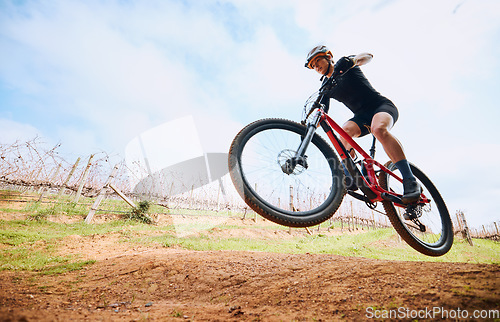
[
  {"x1": 342, "y1": 163, "x2": 351, "y2": 177},
  {"x1": 394, "y1": 159, "x2": 416, "y2": 181}
]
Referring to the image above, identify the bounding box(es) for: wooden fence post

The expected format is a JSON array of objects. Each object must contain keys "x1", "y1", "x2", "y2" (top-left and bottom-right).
[
  {"x1": 109, "y1": 183, "x2": 136, "y2": 208},
  {"x1": 350, "y1": 200, "x2": 354, "y2": 232},
  {"x1": 57, "y1": 157, "x2": 80, "y2": 199},
  {"x1": 458, "y1": 211, "x2": 473, "y2": 246},
  {"x1": 74, "y1": 154, "x2": 94, "y2": 203},
  {"x1": 85, "y1": 164, "x2": 120, "y2": 224},
  {"x1": 455, "y1": 212, "x2": 464, "y2": 233}
]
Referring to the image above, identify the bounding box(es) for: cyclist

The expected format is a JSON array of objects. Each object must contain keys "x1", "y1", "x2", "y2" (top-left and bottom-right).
[{"x1": 304, "y1": 45, "x2": 421, "y2": 203}]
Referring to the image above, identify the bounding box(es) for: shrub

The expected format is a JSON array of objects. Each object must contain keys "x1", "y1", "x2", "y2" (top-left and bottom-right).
[{"x1": 126, "y1": 201, "x2": 153, "y2": 224}]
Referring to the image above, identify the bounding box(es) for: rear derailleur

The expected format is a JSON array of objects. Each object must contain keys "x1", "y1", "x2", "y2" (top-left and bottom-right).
[{"x1": 403, "y1": 204, "x2": 426, "y2": 232}]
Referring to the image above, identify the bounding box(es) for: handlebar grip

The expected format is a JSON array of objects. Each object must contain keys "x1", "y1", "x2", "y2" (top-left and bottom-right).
[{"x1": 306, "y1": 102, "x2": 326, "y2": 120}]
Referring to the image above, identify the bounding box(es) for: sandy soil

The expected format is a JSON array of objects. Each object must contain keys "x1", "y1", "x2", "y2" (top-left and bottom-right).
[{"x1": 0, "y1": 210, "x2": 498, "y2": 321}]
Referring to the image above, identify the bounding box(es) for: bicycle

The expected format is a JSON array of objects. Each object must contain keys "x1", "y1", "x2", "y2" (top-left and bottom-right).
[{"x1": 228, "y1": 71, "x2": 454, "y2": 256}]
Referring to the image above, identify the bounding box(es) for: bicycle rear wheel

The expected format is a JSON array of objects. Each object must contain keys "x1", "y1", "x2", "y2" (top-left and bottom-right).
[
  {"x1": 379, "y1": 162, "x2": 454, "y2": 256},
  {"x1": 228, "y1": 118, "x2": 345, "y2": 227}
]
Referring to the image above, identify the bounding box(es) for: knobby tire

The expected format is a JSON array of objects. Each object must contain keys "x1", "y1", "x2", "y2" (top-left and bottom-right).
[
  {"x1": 379, "y1": 162, "x2": 454, "y2": 256},
  {"x1": 228, "y1": 118, "x2": 345, "y2": 227}
]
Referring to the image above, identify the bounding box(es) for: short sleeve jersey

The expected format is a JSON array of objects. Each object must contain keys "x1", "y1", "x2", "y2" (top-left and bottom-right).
[{"x1": 320, "y1": 56, "x2": 392, "y2": 114}]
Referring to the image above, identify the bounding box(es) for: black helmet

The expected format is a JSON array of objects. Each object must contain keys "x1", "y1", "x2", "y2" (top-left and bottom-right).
[{"x1": 305, "y1": 45, "x2": 333, "y2": 69}]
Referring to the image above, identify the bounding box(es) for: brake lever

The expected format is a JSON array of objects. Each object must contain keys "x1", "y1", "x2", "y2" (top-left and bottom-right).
[
  {"x1": 301, "y1": 102, "x2": 325, "y2": 125},
  {"x1": 301, "y1": 75, "x2": 336, "y2": 125}
]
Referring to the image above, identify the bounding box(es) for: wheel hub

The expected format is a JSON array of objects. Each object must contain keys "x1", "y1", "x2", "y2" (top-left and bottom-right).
[{"x1": 278, "y1": 150, "x2": 308, "y2": 175}]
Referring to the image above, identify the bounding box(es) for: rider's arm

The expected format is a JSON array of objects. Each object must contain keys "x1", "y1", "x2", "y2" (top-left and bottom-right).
[
  {"x1": 353, "y1": 53, "x2": 373, "y2": 66},
  {"x1": 333, "y1": 54, "x2": 372, "y2": 77},
  {"x1": 320, "y1": 93, "x2": 330, "y2": 114}
]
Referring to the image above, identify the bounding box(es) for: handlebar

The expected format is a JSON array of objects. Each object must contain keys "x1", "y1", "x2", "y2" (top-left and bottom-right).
[{"x1": 302, "y1": 76, "x2": 335, "y2": 124}]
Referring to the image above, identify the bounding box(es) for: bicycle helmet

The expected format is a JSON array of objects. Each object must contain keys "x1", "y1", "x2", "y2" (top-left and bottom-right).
[{"x1": 305, "y1": 45, "x2": 333, "y2": 69}]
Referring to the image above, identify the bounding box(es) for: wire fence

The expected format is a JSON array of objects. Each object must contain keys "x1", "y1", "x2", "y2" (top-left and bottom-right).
[{"x1": 1, "y1": 139, "x2": 497, "y2": 241}]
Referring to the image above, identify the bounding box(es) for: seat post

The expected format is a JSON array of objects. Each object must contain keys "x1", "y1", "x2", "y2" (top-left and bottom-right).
[{"x1": 369, "y1": 135, "x2": 377, "y2": 158}]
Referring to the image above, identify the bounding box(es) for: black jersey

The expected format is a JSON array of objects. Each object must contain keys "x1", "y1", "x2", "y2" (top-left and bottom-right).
[{"x1": 320, "y1": 56, "x2": 393, "y2": 114}]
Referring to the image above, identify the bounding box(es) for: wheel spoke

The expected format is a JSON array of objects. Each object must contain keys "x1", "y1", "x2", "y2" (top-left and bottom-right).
[{"x1": 229, "y1": 119, "x2": 345, "y2": 227}]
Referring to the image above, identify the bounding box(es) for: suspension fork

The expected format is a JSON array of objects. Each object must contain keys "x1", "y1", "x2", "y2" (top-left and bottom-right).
[
  {"x1": 281, "y1": 111, "x2": 322, "y2": 175},
  {"x1": 281, "y1": 123, "x2": 316, "y2": 175},
  {"x1": 295, "y1": 123, "x2": 316, "y2": 159}
]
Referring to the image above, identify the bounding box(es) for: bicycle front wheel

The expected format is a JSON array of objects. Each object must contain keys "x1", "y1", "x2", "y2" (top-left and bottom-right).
[
  {"x1": 379, "y1": 162, "x2": 454, "y2": 256},
  {"x1": 228, "y1": 118, "x2": 345, "y2": 227}
]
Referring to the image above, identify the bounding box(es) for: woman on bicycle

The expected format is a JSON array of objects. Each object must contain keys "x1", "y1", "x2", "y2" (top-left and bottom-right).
[{"x1": 304, "y1": 45, "x2": 421, "y2": 203}]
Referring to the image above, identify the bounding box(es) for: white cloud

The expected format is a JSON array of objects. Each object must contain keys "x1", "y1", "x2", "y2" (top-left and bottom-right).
[
  {"x1": 222, "y1": 26, "x2": 313, "y2": 116},
  {"x1": 0, "y1": 119, "x2": 42, "y2": 144},
  {"x1": 0, "y1": 0, "x2": 499, "y2": 226}
]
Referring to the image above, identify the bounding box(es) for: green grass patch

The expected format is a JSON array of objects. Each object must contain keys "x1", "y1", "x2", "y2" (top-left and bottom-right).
[
  {"x1": 145, "y1": 227, "x2": 393, "y2": 254},
  {"x1": 0, "y1": 207, "x2": 24, "y2": 214},
  {"x1": 0, "y1": 245, "x2": 69, "y2": 271},
  {"x1": 0, "y1": 205, "x2": 498, "y2": 270},
  {"x1": 0, "y1": 219, "x2": 137, "y2": 245},
  {"x1": 25, "y1": 201, "x2": 89, "y2": 220},
  {"x1": 0, "y1": 243, "x2": 94, "y2": 274},
  {"x1": 0, "y1": 220, "x2": 64, "y2": 245},
  {"x1": 143, "y1": 227, "x2": 499, "y2": 264},
  {"x1": 40, "y1": 260, "x2": 96, "y2": 275},
  {"x1": 0, "y1": 190, "x2": 22, "y2": 200},
  {"x1": 0, "y1": 218, "x2": 160, "y2": 273}
]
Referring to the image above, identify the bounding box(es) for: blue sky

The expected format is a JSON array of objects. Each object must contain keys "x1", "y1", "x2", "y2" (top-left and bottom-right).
[{"x1": 1, "y1": 0, "x2": 499, "y2": 227}]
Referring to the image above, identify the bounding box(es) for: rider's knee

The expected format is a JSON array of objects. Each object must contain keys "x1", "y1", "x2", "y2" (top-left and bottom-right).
[
  {"x1": 342, "y1": 122, "x2": 361, "y2": 138},
  {"x1": 372, "y1": 125, "x2": 390, "y2": 140}
]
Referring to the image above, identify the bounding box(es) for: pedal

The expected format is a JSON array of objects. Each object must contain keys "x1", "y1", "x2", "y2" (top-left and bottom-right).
[
  {"x1": 381, "y1": 192, "x2": 403, "y2": 205},
  {"x1": 347, "y1": 190, "x2": 370, "y2": 203}
]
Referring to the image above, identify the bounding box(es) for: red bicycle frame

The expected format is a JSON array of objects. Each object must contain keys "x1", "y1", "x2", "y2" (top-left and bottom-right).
[{"x1": 316, "y1": 109, "x2": 429, "y2": 208}]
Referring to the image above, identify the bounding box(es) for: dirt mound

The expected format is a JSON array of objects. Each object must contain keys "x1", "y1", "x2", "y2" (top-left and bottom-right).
[{"x1": 1, "y1": 246, "x2": 498, "y2": 321}]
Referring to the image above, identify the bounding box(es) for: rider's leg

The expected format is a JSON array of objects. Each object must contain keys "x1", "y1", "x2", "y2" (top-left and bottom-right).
[
  {"x1": 341, "y1": 121, "x2": 361, "y2": 158},
  {"x1": 370, "y1": 112, "x2": 404, "y2": 163},
  {"x1": 371, "y1": 112, "x2": 421, "y2": 203}
]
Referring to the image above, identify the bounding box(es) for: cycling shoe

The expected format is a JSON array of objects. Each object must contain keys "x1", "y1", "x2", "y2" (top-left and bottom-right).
[
  {"x1": 344, "y1": 175, "x2": 358, "y2": 191},
  {"x1": 401, "y1": 179, "x2": 422, "y2": 204}
]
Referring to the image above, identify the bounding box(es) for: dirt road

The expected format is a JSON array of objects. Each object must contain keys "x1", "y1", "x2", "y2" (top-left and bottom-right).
[{"x1": 1, "y1": 240, "x2": 499, "y2": 321}]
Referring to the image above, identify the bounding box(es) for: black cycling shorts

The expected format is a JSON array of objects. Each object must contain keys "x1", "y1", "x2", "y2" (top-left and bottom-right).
[{"x1": 348, "y1": 102, "x2": 399, "y2": 137}]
